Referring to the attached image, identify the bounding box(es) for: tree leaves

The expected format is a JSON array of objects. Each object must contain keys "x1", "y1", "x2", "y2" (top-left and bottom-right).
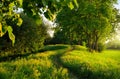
[
  {"x1": 56, "y1": 0, "x2": 117, "y2": 51},
  {"x1": 73, "y1": 0, "x2": 79, "y2": 8},
  {"x1": 68, "y1": 0, "x2": 79, "y2": 10},
  {"x1": 17, "y1": 18, "x2": 23, "y2": 26},
  {"x1": 16, "y1": 0, "x2": 23, "y2": 7},
  {"x1": 68, "y1": 2, "x2": 74, "y2": 10},
  {"x1": 0, "y1": 0, "x2": 79, "y2": 46},
  {"x1": 0, "y1": 23, "x2": 7, "y2": 37},
  {"x1": 0, "y1": 23, "x2": 2, "y2": 37},
  {"x1": 7, "y1": 26, "x2": 15, "y2": 46}
]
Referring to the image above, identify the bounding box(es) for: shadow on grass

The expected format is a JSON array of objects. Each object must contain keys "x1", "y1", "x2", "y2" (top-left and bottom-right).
[
  {"x1": 0, "y1": 49, "x2": 45, "y2": 62},
  {"x1": 0, "y1": 45, "x2": 69, "y2": 62},
  {"x1": 48, "y1": 47, "x2": 78, "y2": 79},
  {"x1": 41, "y1": 45, "x2": 68, "y2": 51}
]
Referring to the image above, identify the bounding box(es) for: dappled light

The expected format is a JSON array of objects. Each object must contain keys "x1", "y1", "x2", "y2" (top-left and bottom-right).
[{"x1": 0, "y1": 0, "x2": 120, "y2": 79}]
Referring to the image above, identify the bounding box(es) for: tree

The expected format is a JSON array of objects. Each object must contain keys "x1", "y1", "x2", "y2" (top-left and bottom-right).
[
  {"x1": 55, "y1": 0, "x2": 117, "y2": 52},
  {"x1": 0, "y1": 0, "x2": 78, "y2": 44}
]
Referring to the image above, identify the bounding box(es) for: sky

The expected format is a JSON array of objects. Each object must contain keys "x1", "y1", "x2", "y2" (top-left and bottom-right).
[
  {"x1": 114, "y1": 0, "x2": 120, "y2": 40},
  {"x1": 114, "y1": 0, "x2": 120, "y2": 9}
]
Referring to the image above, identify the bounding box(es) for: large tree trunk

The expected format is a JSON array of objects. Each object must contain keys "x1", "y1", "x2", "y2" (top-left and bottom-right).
[
  {"x1": 94, "y1": 36, "x2": 99, "y2": 52},
  {"x1": 87, "y1": 34, "x2": 94, "y2": 52}
]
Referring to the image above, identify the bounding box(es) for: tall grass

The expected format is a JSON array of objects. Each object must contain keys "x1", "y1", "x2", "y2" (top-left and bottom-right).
[
  {"x1": 101, "y1": 49, "x2": 120, "y2": 61},
  {"x1": 0, "y1": 45, "x2": 71, "y2": 79},
  {"x1": 0, "y1": 45, "x2": 120, "y2": 79},
  {"x1": 0, "y1": 58, "x2": 69, "y2": 79},
  {"x1": 60, "y1": 46, "x2": 120, "y2": 79}
]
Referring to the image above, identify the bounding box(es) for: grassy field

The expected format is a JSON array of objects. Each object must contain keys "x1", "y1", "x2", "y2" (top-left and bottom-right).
[{"x1": 0, "y1": 45, "x2": 120, "y2": 79}]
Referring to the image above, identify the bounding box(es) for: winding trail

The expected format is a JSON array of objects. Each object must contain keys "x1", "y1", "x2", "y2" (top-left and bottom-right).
[{"x1": 47, "y1": 46, "x2": 78, "y2": 79}]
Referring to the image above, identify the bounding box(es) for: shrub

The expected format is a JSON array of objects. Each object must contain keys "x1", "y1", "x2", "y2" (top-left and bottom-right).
[
  {"x1": 98, "y1": 43, "x2": 106, "y2": 52},
  {"x1": 0, "y1": 14, "x2": 47, "y2": 56}
]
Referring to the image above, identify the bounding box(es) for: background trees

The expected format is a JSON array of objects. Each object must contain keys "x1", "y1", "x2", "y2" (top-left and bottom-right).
[{"x1": 53, "y1": 0, "x2": 118, "y2": 52}]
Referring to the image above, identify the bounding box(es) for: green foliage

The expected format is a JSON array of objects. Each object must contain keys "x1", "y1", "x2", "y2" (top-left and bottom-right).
[
  {"x1": 7, "y1": 26, "x2": 15, "y2": 46},
  {"x1": 0, "y1": 0, "x2": 78, "y2": 43},
  {"x1": 0, "y1": 0, "x2": 23, "y2": 42},
  {"x1": 97, "y1": 43, "x2": 106, "y2": 52},
  {"x1": 0, "y1": 14, "x2": 47, "y2": 56},
  {"x1": 0, "y1": 67, "x2": 10, "y2": 79},
  {"x1": 72, "y1": 45, "x2": 87, "y2": 51},
  {"x1": 47, "y1": 30, "x2": 73, "y2": 44},
  {"x1": 54, "y1": 0, "x2": 117, "y2": 52},
  {"x1": 68, "y1": 2, "x2": 74, "y2": 10}
]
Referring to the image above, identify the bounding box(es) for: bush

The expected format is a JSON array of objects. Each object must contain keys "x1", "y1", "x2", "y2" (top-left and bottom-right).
[
  {"x1": 98, "y1": 43, "x2": 106, "y2": 52},
  {"x1": 0, "y1": 14, "x2": 47, "y2": 56}
]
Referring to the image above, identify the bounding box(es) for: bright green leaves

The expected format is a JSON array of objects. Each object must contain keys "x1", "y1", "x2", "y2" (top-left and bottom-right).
[
  {"x1": 17, "y1": 18, "x2": 23, "y2": 26},
  {"x1": 7, "y1": 26, "x2": 15, "y2": 46},
  {"x1": 0, "y1": 22, "x2": 6, "y2": 37},
  {"x1": 22, "y1": 0, "x2": 79, "y2": 21},
  {"x1": 0, "y1": 0, "x2": 23, "y2": 45},
  {"x1": 0, "y1": 23, "x2": 8, "y2": 37},
  {"x1": 68, "y1": 2, "x2": 74, "y2": 10},
  {"x1": 73, "y1": 0, "x2": 79, "y2": 8},
  {"x1": 13, "y1": 14, "x2": 23, "y2": 26},
  {"x1": 16, "y1": 0, "x2": 23, "y2": 7},
  {"x1": 0, "y1": 23, "x2": 2, "y2": 37},
  {"x1": 0, "y1": 0, "x2": 79, "y2": 46},
  {"x1": 9, "y1": 2, "x2": 15, "y2": 11},
  {"x1": 68, "y1": 0, "x2": 79, "y2": 9},
  {"x1": 40, "y1": 0, "x2": 79, "y2": 21}
]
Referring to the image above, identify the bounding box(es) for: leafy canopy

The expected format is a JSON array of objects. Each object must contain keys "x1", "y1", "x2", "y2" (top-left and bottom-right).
[
  {"x1": 55, "y1": 0, "x2": 117, "y2": 52},
  {"x1": 0, "y1": 0, "x2": 78, "y2": 44}
]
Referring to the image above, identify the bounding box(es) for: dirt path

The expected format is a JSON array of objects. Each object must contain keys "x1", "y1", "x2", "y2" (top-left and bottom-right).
[{"x1": 49, "y1": 48, "x2": 78, "y2": 79}]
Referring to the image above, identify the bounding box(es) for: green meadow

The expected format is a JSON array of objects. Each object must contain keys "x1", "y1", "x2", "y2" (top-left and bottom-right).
[
  {"x1": 1, "y1": 0, "x2": 120, "y2": 79},
  {"x1": 0, "y1": 45, "x2": 120, "y2": 79}
]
